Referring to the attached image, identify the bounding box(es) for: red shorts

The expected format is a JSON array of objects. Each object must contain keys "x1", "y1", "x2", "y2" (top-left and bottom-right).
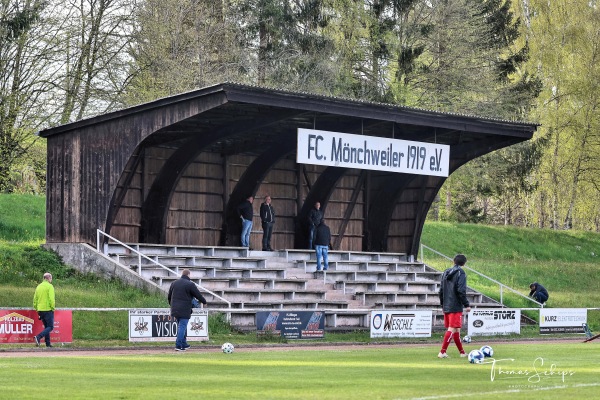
[{"x1": 444, "y1": 312, "x2": 463, "y2": 328}]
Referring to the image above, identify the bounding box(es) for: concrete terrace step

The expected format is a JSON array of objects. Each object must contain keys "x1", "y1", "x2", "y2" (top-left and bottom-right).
[
  {"x1": 283, "y1": 249, "x2": 408, "y2": 262},
  {"x1": 295, "y1": 259, "x2": 432, "y2": 273},
  {"x1": 205, "y1": 288, "x2": 327, "y2": 302},
  {"x1": 311, "y1": 270, "x2": 439, "y2": 283},
  {"x1": 225, "y1": 299, "x2": 349, "y2": 310},
  {"x1": 113, "y1": 254, "x2": 266, "y2": 269},
  {"x1": 188, "y1": 277, "x2": 309, "y2": 291},
  {"x1": 106, "y1": 243, "x2": 250, "y2": 258},
  {"x1": 98, "y1": 242, "x2": 509, "y2": 330},
  {"x1": 335, "y1": 280, "x2": 437, "y2": 293}
]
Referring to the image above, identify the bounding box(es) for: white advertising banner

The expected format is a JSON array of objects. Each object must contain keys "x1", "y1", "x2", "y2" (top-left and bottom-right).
[
  {"x1": 370, "y1": 310, "x2": 432, "y2": 338},
  {"x1": 467, "y1": 309, "x2": 521, "y2": 336},
  {"x1": 297, "y1": 128, "x2": 450, "y2": 177},
  {"x1": 128, "y1": 309, "x2": 209, "y2": 342},
  {"x1": 539, "y1": 308, "x2": 587, "y2": 334}
]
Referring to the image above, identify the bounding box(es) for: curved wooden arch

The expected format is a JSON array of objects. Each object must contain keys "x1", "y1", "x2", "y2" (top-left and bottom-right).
[
  {"x1": 294, "y1": 166, "x2": 348, "y2": 248},
  {"x1": 221, "y1": 136, "x2": 297, "y2": 245}
]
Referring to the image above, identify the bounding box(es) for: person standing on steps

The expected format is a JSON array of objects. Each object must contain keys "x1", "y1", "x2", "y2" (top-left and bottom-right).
[
  {"x1": 33, "y1": 272, "x2": 55, "y2": 348},
  {"x1": 437, "y1": 254, "x2": 471, "y2": 359},
  {"x1": 237, "y1": 195, "x2": 254, "y2": 249},
  {"x1": 168, "y1": 269, "x2": 207, "y2": 351},
  {"x1": 307, "y1": 201, "x2": 323, "y2": 249},
  {"x1": 314, "y1": 220, "x2": 331, "y2": 272},
  {"x1": 260, "y1": 195, "x2": 275, "y2": 251}
]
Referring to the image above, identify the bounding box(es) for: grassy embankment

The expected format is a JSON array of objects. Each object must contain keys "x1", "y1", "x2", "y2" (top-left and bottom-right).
[{"x1": 1, "y1": 194, "x2": 598, "y2": 346}]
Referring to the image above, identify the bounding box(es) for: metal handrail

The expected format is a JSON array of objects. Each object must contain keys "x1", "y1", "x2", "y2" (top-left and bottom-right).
[
  {"x1": 97, "y1": 229, "x2": 232, "y2": 309},
  {"x1": 419, "y1": 243, "x2": 543, "y2": 308}
]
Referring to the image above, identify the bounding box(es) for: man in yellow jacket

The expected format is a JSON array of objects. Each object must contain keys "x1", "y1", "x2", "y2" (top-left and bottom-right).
[{"x1": 33, "y1": 272, "x2": 55, "y2": 347}]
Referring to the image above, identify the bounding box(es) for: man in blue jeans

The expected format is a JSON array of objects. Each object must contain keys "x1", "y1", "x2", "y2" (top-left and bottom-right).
[
  {"x1": 314, "y1": 221, "x2": 331, "y2": 272},
  {"x1": 237, "y1": 196, "x2": 254, "y2": 248},
  {"x1": 307, "y1": 201, "x2": 323, "y2": 249},
  {"x1": 168, "y1": 269, "x2": 207, "y2": 351},
  {"x1": 33, "y1": 272, "x2": 55, "y2": 348}
]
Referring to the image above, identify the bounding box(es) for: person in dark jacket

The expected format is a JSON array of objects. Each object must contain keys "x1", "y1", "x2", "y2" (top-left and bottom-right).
[
  {"x1": 168, "y1": 269, "x2": 207, "y2": 351},
  {"x1": 307, "y1": 201, "x2": 323, "y2": 249},
  {"x1": 314, "y1": 221, "x2": 331, "y2": 271},
  {"x1": 529, "y1": 282, "x2": 549, "y2": 305},
  {"x1": 260, "y1": 195, "x2": 275, "y2": 251},
  {"x1": 237, "y1": 196, "x2": 254, "y2": 248},
  {"x1": 437, "y1": 254, "x2": 470, "y2": 358}
]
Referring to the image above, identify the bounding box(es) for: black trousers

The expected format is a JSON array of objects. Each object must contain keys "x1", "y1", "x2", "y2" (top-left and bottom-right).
[{"x1": 262, "y1": 222, "x2": 274, "y2": 250}]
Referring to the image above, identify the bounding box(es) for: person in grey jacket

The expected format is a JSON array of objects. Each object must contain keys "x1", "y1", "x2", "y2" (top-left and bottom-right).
[
  {"x1": 168, "y1": 269, "x2": 207, "y2": 351},
  {"x1": 437, "y1": 254, "x2": 471, "y2": 358}
]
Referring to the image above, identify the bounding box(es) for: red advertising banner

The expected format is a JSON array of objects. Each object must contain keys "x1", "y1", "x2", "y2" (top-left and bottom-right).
[{"x1": 0, "y1": 310, "x2": 73, "y2": 344}]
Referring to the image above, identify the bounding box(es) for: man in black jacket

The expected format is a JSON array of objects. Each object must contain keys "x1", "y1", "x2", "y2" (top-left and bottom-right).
[
  {"x1": 260, "y1": 195, "x2": 275, "y2": 251},
  {"x1": 307, "y1": 201, "x2": 323, "y2": 249},
  {"x1": 237, "y1": 196, "x2": 254, "y2": 248},
  {"x1": 168, "y1": 269, "x2": 207, "y2": 351},
  {"x1": 314, "y1": 221, "x2": 331, "y2": 271},
  {"x1": 529, "y1": 282, "x2": 549, "y2": 305},
  {"x1": 437, "y1": 254, "x2": 470, "y2": 358}
]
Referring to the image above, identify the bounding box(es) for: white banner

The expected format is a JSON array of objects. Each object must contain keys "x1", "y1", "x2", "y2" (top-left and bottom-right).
[
  {"x1": 128, "y1": 309, "x2": 209, "y2": 342},
  {"x1": 370, "y1": 310, "x2": 432, "y2": 338},
  {"x1": 467, "y1": 309, "x2": 521, "y2": 336},
  {"x1": 539, "y1": 308, "x2": 587, "y2": 334},
  {"x1": 297, "y1": 128, "x2": 450, "y2": 177}
]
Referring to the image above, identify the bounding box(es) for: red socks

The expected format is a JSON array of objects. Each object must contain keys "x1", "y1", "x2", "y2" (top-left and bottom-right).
[
  {"x1": 453, "y1": 331, "x2": 465, "y2": 354},
  {"x1": 440, "y1": 331, "x2": 465, "y2": 354},
  {"x1": 440, "y1": 331, "x2": 452, "y2": 353}
]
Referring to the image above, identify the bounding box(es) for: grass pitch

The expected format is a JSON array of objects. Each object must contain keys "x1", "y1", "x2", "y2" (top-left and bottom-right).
[{"x1": 1, "y1": 341, "x2": 598, "y2": 400}]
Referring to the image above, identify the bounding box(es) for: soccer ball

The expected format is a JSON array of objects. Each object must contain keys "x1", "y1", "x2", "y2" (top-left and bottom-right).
[
  {"x1": 480, "y1": 345, "x2": 494, "y2": 357},
  {"x1": 221, "y1": 342, "x2": 234, "y2": 354},
  {"x1": 468, "y1": 349, "x2": 484, "y2": 364},
  {"x1": 462, "y1": 335, "x2": 472, "y2": 343}
]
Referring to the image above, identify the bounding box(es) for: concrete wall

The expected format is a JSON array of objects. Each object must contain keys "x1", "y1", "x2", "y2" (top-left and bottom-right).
[{"x1": 43, "y1": 242, "x2": 165, "y2": 297}]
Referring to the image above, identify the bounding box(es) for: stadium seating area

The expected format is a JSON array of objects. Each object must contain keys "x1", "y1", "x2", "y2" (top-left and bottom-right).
[{"x1": 104, "y1": 243, "x2": 502, "y2": 330}]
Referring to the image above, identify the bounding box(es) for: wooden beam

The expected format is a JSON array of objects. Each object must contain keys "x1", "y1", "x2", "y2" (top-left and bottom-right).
[{"x1": 333, "y1": 171, "x2": 366, "y2": 250}]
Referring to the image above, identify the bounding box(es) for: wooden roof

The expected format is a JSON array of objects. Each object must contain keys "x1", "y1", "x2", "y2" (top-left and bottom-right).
[{"x1": 39, "y1": 83, "x2": 538, "y2": 255}]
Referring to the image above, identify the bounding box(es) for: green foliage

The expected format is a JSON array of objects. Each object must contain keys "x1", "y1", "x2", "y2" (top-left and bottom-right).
[
  {"x1": 0, "y1": 193, "x2": 45, "y2": 242},
  {"x1": 421, "y1": 221, "x2": 600, "y2": 329},
  {"x1": 2, "y1": 194, "x2": 599, "y2": 342}
]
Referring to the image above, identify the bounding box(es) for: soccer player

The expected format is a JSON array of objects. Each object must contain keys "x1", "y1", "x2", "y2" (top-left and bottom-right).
[{"x1": 438, "y1": 254, "x2": 471, "y2": 358}]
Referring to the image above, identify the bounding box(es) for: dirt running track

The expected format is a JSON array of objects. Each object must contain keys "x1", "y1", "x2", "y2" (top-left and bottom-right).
[{"x1": 0, "y1": 338, "x2": 587, "y2": 358}]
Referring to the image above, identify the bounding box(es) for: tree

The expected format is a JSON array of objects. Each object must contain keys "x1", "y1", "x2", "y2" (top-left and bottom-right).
[
  {"x1": 126, "y1": 0, "x2": 243, "y2": 104},
  {"x1": 525, "y1": 0, "x2": 600, "y2": 231},
  {"x1": 57, "y1": 0, "x2": 137, "y2": 124},
  {"x1": 0, "y1": 0, "x2": 54, "y2": 191}
]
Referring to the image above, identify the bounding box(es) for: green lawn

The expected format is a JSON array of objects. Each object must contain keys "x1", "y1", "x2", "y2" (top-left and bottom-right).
[
  {"x1": 1, "y1": 194, "x2": 599, "y2": 341},
  {"x1": 1, "y1": 342, "x2": 598, "y2": 400}
]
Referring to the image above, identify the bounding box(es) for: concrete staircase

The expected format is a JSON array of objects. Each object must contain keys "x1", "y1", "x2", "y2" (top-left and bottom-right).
[{"x1": 104, "y1": 243, "x2": 503, "y2": 330}]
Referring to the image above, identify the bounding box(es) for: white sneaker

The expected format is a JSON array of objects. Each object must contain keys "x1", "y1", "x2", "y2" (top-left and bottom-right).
[
  {"x1": 437, "y1": 352, "x2": 449, "y2": 358},
  {"x1": 460, "y1": 353, "x2": 468, "y2": 358}
]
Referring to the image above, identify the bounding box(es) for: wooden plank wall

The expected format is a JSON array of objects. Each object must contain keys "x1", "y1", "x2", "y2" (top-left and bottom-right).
[{"x1": 110, "y1": 148, "x2": 367, "y2": 251}]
